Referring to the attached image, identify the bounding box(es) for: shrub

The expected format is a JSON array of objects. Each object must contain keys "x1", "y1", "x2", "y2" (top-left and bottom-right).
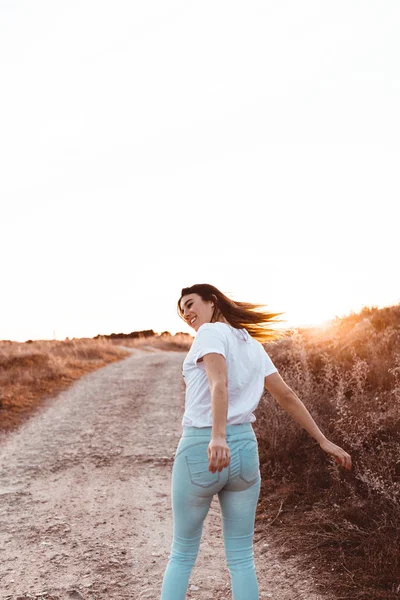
[{"x1": 255, "y1": 304, "x2": 400, "y2": 599}]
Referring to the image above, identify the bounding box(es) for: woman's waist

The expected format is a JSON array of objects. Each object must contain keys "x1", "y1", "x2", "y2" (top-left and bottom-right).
[{"x1": 182, "y1": 421, "x2": 254, "y2": 438}]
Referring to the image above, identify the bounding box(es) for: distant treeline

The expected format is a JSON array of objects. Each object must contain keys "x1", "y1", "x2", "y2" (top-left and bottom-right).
[
  {"x1": 0, "y1": 330, "x2": 192, "y2": 344},
  {"x1": 93, "y1": 330, "x2": 191, "y2": 340}
]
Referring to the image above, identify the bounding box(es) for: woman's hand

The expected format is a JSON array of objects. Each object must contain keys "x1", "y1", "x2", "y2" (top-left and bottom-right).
[
  {"x1": 319, "y1": 438, "x2": 352, "y2": 470},
  {"x1": 208, "y1": 436, "x2": 230, "y2": 473}
]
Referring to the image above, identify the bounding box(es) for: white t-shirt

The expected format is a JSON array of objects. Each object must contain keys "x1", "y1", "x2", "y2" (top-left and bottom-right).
[{"x1": 181, "y1": 322, "x2": 278, "y2": 428}]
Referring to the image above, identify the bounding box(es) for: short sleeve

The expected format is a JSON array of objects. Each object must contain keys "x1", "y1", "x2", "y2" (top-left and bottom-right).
[
  {"x1": 262, "y1": 348, "x2": 278, "y2": 377},
  {"x1": 192, "y1": 324, "x2": 227, "y2": 366}
]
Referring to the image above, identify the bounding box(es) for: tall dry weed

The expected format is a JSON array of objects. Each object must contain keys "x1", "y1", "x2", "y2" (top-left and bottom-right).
[{"x1": 254, "y1": 304, "x2": 400, "y2": 599}]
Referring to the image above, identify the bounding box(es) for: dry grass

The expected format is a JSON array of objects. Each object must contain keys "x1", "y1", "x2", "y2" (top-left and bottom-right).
[
  {"x1": 0, "y1": 337, "x2": 132, "y2": 433},
  {"x1": 0, "y1": 333, "x2": 192, "y2": 434},
  {"x1": 254, "y1": 304, "x2": 400, "y2": 599}
]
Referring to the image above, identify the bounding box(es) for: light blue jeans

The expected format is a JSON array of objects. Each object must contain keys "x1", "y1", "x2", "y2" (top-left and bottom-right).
[{"x1": 160, "y1": 422, "x2": 261, "y2": 600}]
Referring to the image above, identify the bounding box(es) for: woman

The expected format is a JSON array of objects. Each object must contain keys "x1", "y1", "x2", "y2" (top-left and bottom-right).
[{"x1": 160, "y1": 283, "x2": 351, "y2": 600}]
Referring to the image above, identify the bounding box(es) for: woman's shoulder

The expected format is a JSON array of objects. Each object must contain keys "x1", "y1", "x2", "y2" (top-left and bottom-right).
[
  {"x1": 197, "y1": 322, "x2": 252, "y2": 343},
  {"x1": 198, "y1": 321, "x2": 226, "y2": 329},
  {"x1": 196, "y1": 322, "x2": 228, "y2": 336}
]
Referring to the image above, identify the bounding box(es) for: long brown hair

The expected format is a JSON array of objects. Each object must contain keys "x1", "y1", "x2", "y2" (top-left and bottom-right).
[{"x1": 177, "y1": 283, "x2": 284, "y2": 343}]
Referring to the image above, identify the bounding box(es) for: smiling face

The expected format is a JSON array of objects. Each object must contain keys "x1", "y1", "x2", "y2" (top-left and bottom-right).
[{"x1": 180, "y1": 293, "x2": 215, "y2": 332}]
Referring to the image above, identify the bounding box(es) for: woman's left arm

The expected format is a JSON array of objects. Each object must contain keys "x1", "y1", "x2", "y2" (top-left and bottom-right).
[{"x1": 264, "y1": 372, "x2": 352, "y2": 470}]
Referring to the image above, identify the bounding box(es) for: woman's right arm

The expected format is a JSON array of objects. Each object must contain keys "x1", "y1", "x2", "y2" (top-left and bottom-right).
[{"x1": 264, "y1": 372, "x2": 352, "y2": 470}]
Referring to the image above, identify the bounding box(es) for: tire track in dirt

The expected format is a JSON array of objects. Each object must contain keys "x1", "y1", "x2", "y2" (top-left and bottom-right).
[{"x1": 0, "y1": 348, "x2": 330, "y2": 599}]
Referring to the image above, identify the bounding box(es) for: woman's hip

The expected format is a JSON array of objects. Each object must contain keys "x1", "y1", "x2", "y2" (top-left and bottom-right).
[{"x1": 174, "y1": 422, "x2": 258, "y2": 464}]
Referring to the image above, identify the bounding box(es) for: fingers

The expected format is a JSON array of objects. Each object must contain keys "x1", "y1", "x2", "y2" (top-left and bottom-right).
[
  {"x1": 208, "y1": 454, "x2": 229, "y2": 472},
  {"x1": 208, "y1": 448, "x2": 230, "y2": 473},
  {"x1": 322, "y1": 440, "x2": 352, "y2": 471},
  {"x1": 343, "y1": 451, "x2": 352, "y2": 470},
  {"x1": 333, "y1": 449, "x2": 352, "y2": 471},
  {"x1": 337, "y1": 448, "x2": 352, "y2": 470}
]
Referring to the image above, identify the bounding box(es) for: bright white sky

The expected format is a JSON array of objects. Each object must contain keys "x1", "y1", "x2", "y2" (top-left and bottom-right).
[{"x1": 1, "y1": 1, "x2": 399, "y2": 342}]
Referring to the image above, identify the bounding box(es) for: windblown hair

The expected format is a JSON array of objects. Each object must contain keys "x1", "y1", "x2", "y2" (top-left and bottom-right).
[{"x1": 177, "y1": 283, "x2": 284, "y2": 343}]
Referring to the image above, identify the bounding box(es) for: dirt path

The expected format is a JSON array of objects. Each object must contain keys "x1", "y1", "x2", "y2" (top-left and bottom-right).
[{"x1": 0, "y1": 348, "x2": 330, "y2": 600}]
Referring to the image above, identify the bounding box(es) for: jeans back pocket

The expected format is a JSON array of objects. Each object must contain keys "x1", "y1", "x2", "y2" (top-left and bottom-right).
[
  {"x1": 238, "y1": 444, "x2": 260, "y2": 485},
  {"x1": 185, "y1": 457, "x2": 220, "y2": 488}
]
